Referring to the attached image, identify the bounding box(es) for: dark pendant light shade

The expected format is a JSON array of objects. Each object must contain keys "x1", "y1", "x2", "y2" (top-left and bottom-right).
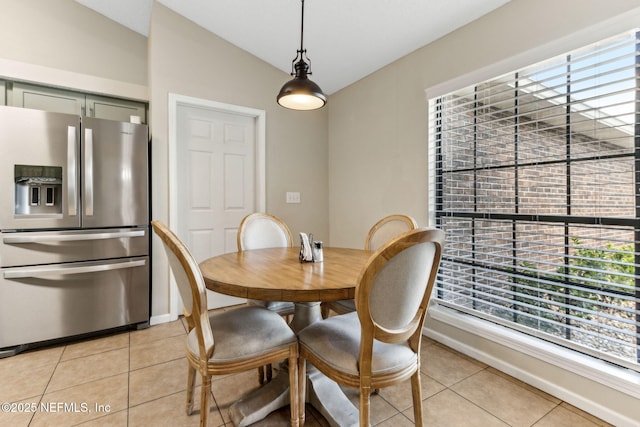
[{"x1": 277, "y1": 0, "x2": 326, "y2": 111}]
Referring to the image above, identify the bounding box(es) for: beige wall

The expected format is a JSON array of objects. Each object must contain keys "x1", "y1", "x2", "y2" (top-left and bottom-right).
[
  {"x1": 0, "y1": 0, "x2": 147, "y2": 89},
  {"x1": 327, "y1": 0, "x2": 640, "y2": 424},
  {"x1": 148, "y1": 3, "x2": 329, "y2": 318}
]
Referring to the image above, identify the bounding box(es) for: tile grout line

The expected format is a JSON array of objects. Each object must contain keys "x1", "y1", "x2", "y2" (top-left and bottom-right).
[
  {"x1": 30, "y1": 343, "x2": 66, "y2": 426},
  {"x1": 445, "y1": 386, "x2": 514, "y2": 426}
]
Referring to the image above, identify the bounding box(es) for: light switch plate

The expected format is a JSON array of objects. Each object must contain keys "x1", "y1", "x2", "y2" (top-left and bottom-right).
[{"x1": 286, "y1": 191, "x2": 301, "y2": 204}]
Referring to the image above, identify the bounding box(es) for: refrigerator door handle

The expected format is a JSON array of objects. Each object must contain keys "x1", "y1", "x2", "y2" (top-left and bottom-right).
[
  {"x1": 3, "y1": 229, "x2": 146, "y2": 244},
  {"x1": 3, "y1": 259, "x2": 146, "y2": 279},
  {"x1": 67, "y1": 126, "x2": 77, "y2": 216},
  {"x1": 84, "y1": 128, "x2": 94, "y2": 216}
]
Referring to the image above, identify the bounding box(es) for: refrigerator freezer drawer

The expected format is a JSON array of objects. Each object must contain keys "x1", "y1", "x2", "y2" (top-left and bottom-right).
[
  {"x1": 0, "y1": 256, "x2": 149, "y2": 349},
  {"x1": 0, "y1": 228, "x2": 148, "y2": 267}
]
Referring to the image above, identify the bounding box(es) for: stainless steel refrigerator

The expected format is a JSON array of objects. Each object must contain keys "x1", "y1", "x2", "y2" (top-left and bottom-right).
[{"x1": 0, "y1": 106, "x2": 149, "y2": 355}]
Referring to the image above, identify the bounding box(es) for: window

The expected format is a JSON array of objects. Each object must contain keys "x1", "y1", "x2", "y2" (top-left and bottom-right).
[{"x1": 429, "y1": 30, "x2": 640, "y2": 372}]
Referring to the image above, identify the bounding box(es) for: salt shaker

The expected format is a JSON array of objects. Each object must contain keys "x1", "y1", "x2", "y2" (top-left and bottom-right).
[{"x1": 313, "y1": 241, "x2": 324, "y2": 262}]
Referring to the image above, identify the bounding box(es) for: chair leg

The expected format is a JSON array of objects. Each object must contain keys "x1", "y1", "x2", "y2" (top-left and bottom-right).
[
  {"x1": 200, "y1": 374, "x2": 211, "y2": 427},
  {"x1": 258, "y1": 364, "x2": 273, "y2": 385},
  {"x1": 411, "y1": 371, "x2": 423, "y2": 426},
  {"x1": 359, "y1": 384, "x2": 372, "y2": 427},
  {"x1": 186, "y1": 364, "x2": 197, "y2": 415},
  {"x1": 320, "y1": 303, "x2": 330, "y2": 319},
  {"x1": 266, "y1": 363, "x2": 273, "y2": 382},
  {"x1": 297, "y1": 357, "x2": 307, "y2": 426},
  {"x1": 288, "y1": 352, "x2": 300, "y2": 427}
]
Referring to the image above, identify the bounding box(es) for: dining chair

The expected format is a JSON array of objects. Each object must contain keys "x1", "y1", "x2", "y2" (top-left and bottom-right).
[
  {"x1": 297, "y1": 227, "x2": 444, "y2": 427},
  {"x1": 322, "y1": 214, "x2": 418, "y2": 317},
  {"x1": 237, "y1": 212, "x2": 296, "y2": 384},
  {"x1": 151, "y1": 221, "x2": 300, "y2": 427}
]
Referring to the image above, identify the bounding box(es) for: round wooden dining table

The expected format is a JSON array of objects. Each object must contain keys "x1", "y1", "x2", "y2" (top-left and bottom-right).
[{"x1": 199, "y1": 246, "x2": 371, "y2": 427}]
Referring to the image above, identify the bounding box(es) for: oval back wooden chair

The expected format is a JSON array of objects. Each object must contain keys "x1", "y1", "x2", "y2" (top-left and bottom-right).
[
  {"x1": 237, "y1": 212, "x2": 296, "y2": 383},
  {"x1": 151, "y1": 221, "x2": 300, "y2": 427},
  {"x1": 298, "y1": 227, "x2": 444, "y2": 426},
  {"x1": 365, "y1": 214, "x2": 419, "y2": 251},
  {"x1": 322, "y1": 214, "x2": 418, "y2": 317}
]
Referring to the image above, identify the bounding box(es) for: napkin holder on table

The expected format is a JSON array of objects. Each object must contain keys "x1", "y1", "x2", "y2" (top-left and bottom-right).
[{"x1": 299, "y1": 232, "x2": 314, "y2": 263}]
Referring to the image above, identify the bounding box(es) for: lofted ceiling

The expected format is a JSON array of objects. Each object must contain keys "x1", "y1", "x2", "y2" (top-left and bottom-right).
[{"x1": 75, "y1": 0, "x2": 511, "y2": 94}]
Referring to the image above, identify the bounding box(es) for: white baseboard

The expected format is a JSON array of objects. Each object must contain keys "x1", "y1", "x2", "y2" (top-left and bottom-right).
[{"x1": 149, "y1": 312, "x2": 175, "y2": 326}]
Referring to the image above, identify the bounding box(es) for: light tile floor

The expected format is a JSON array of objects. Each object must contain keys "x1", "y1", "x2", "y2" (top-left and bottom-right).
[{"x1": 0, "y1": 313, "x2": 613, "y2": 427}]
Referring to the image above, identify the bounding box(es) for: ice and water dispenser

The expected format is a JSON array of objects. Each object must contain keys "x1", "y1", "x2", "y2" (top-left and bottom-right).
[{"x1": 14, "y1": 164, "x2": 63, "y2": 216}]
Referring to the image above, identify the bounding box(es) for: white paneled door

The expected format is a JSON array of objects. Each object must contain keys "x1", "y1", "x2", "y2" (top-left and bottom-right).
[{"x1": 173, "y1": 97, "x2": 265, "y2": 310}]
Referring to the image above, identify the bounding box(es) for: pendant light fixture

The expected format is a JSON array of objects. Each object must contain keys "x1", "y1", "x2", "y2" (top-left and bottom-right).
[{"x1": 277, "y1": 0, "x2": 326, "y2": 110}]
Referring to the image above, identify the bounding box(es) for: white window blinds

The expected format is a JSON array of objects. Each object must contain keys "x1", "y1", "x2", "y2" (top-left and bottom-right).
[{"x1": 429, "y1": 30, "x2": 640, "y2": 372}]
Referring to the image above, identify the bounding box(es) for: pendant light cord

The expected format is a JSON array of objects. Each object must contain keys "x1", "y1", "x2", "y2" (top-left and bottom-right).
[{"x1": 299, "y1": 0, "x2": 305, "y2": 53}]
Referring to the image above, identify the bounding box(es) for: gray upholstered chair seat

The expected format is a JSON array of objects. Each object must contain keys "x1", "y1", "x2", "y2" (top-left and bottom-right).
[
  {"x1": 325, "y1": 299, "x2": 355, "y2": 314},
  {"x1": 188, "y1": 306, "x2": 296, "y2": 363},
  {"x1": 248, "y1": 299, "x2": 295, "y2": 316},
  {"x1": 298, "y1": 312, "x2": 415, "y2": 376}
]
